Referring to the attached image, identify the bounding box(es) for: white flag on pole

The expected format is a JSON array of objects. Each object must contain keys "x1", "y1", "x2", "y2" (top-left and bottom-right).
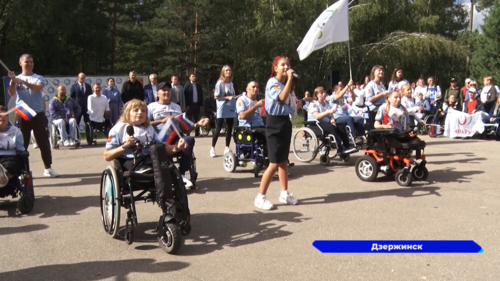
[{"x1": 296, "y1": 0, "x2": 349, "y2": 61}]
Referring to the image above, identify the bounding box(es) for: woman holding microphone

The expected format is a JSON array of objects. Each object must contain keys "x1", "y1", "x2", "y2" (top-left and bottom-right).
[{"x1": 254, "y1": 56, "x2": 298, "y2": 210}]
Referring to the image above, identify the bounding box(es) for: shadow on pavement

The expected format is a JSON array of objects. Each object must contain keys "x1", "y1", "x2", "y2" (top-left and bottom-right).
[
  {"x1": 27, "y1": 195, "x2": 100, "y2": 218},
  {"x1": 0, "y1": 259, "x2": 189, "y2": 280},
  {"x1": 428, "y1": 167, "x2": 484, "y2": 184},
  {"x1": 300, "y1": 186, "x2": 441, "y2": 206},
  {"x1": 0, "y1": 224, "x2": 49, "y2": 236},
  {"x1": 125, "y1": 211, "x2": 308, "y2": 256},
  {"x1": 34, "y1": 173, "x2": 103, "y2": 188}
]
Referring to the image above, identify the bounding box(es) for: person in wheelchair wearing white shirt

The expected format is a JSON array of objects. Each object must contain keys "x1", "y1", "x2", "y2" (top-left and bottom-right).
[
  {"x1": 49, "y1": 86, "x2": 81, "y2": 147},
  {"x1": 87, "y1": 83, "x2": 111, "y2": 132}
]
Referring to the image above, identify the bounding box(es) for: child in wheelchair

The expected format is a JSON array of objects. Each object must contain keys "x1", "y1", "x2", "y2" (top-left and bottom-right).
[
  {"x1": 355, "y1": 90, "x2": 427, "y2": 186},
  {"x1": 103, "y1": 99, "x2": 191, "y2": 253},
  {"x1": 0, "y1": 105, "x2": 34, "y2": 214}
]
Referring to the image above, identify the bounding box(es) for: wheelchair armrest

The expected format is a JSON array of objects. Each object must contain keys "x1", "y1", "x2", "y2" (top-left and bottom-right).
[
  {"x1": 303, "y1": 121, "x2": 318, "y2": 127},
  {"x1": 17, "y1": 151, "x2": 30, "y2": 158}
]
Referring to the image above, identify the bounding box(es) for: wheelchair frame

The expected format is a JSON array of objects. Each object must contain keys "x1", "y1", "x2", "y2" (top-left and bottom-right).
[
  {"x1": 0, "y1": 151, "x2": 35, "y2": 214},
  {"x1": 223, "y1": 127, "x2": 268, "y2": 177},
  {"x1": 50, "y1": 122, "x2": 81, "y2": 149},
  {"x1": 292, "y1": 121, "x2": 355, "y2": 165},
  {"x1": 100, "y1": 144, "x2": 191, "y2": 254},
  {"x1": 85, "y1": 121, "x2": 111, "y2": 146},
  {"x1": 355, "y1": 129, "x2": 428, "y2": 187}
]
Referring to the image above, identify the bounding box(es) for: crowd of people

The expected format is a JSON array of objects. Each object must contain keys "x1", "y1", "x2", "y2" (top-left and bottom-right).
[{"x1": 2, "y1": 53, "x2": 499, "y2": 209}]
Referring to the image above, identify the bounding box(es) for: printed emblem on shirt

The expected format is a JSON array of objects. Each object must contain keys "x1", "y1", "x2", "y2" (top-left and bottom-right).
[
  {"x1": 273, "y1": 85, "x2": 279, "y2": 91},
  {"x1": 312, "y1": 103, "x2": 317, "y2": 108},
  {"x1": 237, "y1": 102, "x2": 242, "y2": 107},
  {"x1": 368, "y1": 89, "x2": 371, "y2": 93},
  {"x1": 107, "y1": 135, "x2": 112, "y2": 142}
]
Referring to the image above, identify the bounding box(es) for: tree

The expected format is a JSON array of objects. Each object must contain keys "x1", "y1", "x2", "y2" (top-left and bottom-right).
[{"x1": 470, "y1": 0, "x2": 500, "y2": 82}]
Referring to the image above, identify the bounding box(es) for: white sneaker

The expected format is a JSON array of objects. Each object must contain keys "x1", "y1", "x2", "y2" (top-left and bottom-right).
[
  {"x1": 279, "y1": 193, "x2": 298, "y2": 205},
  {"x1": 182, "y1": 175, "x2": 193, "y2": 188},
  {"x1": 210, "y1": 148, "x2": 216, "y2": 158},
  {"x1": 33, "y1": 143, "x2": 38, "y2": 149},
  {"x1": 63, "y1": 139, "x2": 70, "y2": 147},
  {"x1": 254, "y1": 195, "x2": 274, "y2": 210},
  {"x1": 224, "y1": 147, "x2": 231, "y2": 154},
  {"x1": 43, "y1": 168, "x2": 60, "y2": 178}
]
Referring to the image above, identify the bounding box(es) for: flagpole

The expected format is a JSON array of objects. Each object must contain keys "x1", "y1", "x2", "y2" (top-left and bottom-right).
[{"x1": 347, "y1": 1, "x2": 352, "y2": 80}]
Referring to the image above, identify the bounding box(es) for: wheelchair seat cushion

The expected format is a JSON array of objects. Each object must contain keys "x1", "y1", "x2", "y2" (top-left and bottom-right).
[{"x1": 400, "y1": 141, "x2": 426, "y2": 150}]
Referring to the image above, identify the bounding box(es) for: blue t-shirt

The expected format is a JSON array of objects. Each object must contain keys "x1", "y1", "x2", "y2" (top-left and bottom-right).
[
  {"x1": 265, "y1": 77, "x2": 293, "y2": 116},
  {"x1": 14, "y1": 73, "x2": 46, "y2": 113},
  {"x1": 307, "y1": 100, "x2": 331, "y2": 123},
  {"x1": 236, "y1": 94, "x2": 264, "y2": 127},
  {"x1": 364, "y1": 80, "x2": 386, "y2": 109},
  {"x1": 214, "y1": 80, "x2": 237, "y2": 118}
]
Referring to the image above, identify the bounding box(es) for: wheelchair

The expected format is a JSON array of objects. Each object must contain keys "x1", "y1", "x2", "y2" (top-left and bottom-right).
[
  {"x1": 50, "y1": 122, "x2": 81, "y2": 149},
  {"x1": 85, "y1": 120, "x2": 111, "y2": 146},
  {"x1": 292, "y1": 121, "x2": 357, "y2": 166},
  {"x1": 223, "y1": 127, "x2": 268, "y2": 177},
  {"x1": 355, "y1": 128, "x2": 428, "y2": 187},
  {"x1": 0, "y1": 152, "x2": 35, "y2": 214},
  {"x1": 99, "y1": 141, "x2": 190, "y2": 254}
]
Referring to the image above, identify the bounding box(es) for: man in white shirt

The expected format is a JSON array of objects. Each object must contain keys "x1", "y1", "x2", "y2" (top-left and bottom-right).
[
  {"x1": 87, "y1": 83, "x2": 111, "y2": 131},
  {"x1": 480, "y1": 76, "x2": 498, "y2": 113}
]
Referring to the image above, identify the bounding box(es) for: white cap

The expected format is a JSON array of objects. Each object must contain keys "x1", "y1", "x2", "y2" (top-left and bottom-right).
[
  {"x1": 469, "y1": 87, "x2": 477, "y2": 92},
  {"x1": 465, "y1": 78, "x2": 471, "y2": 84}
]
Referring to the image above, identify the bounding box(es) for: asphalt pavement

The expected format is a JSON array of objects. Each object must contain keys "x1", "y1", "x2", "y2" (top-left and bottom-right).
[{"x1": 0, "y1": 133, "x2": 498, "y2": 280}]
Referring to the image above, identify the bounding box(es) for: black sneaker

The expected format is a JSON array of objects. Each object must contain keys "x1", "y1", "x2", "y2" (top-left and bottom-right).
[{"x1": 344, "y1": 146, "x2": 358, "y2": 154}]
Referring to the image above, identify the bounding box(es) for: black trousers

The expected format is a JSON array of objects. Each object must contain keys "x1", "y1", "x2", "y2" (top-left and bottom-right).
[
  {"x1": 187, "y1": 104, "x2": 201, "y2": 136},
  {"x1": 212, "y1": 118, "x2": 234, "y2": 147},
  {"x1": 317, "y1": 122, "x2": 350, "y2": 148},
  {"x1": 19, "y1": 113, "x2": 52, "y2": 168}
]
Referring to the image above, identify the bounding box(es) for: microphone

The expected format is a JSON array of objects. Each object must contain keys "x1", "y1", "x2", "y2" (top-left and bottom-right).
[
  {"x1": 126, "y1": 125, "x2": 134, "y2": 137},
  {"x1": 292, "y1": 72, "x2": 300, "y2": 79}
]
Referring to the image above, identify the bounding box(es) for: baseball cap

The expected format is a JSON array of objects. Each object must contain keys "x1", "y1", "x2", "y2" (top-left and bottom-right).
[
  {"x1": 156, "y1": 82, "x2": 171, "y2": 91},
  {"x1": 465, "y1": 78, "x2": 471, "y2": 84},
  {"x1": 469, "y1": 87, "x2": 477, "y2": 93},
  {"x1": 450, "y1": 78, "x2": 457, "y2": 82}
]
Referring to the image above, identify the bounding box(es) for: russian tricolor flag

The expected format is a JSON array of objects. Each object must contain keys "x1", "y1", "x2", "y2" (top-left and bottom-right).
[
  {"x1": 158, "y1": 119, "x2": 181, "y2": 145},
  {"x1": 177, "y1": 114, "x2": 194, "y2": 132},
  {"x1": 13, "y1": 101, "x2": 37, "y2": 121}
]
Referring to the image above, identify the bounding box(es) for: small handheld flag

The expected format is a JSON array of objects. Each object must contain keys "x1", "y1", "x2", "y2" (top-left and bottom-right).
[
  {"x1": 158, "y1": 119, "x2": 182, "y2": 144},
  {"x1": 12, "y1": 101, "x2": 37, "y2": 121},
  {"x1": 177, "y1": 113, "x2": 194, "y2": 132}
]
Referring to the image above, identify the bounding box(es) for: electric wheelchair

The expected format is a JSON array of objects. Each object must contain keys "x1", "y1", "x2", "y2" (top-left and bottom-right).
[
  {"x1": 85, "y1": 120, "x2": 111, "y2": 146},
  {"x1": 50, "y1": 122, "x2": 81, "y2": 149},
  {"x1": 223, "y1": 126, "x2": 268, "y2": 177},
  {"x1": 100, "y1": 140, "x2": 191, "y2": 254},
  {"x1": 0, "y1": 151, "x2": 35, "y2": 214},
  {"x1": 292, "y1": 121, "x2": 358, "y2": 166},
  {"x1": 355, "y1": 128, "x2": 428, "y2": 187}
]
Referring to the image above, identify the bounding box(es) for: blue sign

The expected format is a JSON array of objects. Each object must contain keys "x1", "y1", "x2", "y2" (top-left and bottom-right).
[{"x1": 313, "y1": 240, "x2": 483, "y2": 253}]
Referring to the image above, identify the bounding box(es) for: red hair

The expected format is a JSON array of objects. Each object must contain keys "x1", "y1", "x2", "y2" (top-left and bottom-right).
[{"x1": 270, "y1": 56, "x2": 290, "y2": 78}]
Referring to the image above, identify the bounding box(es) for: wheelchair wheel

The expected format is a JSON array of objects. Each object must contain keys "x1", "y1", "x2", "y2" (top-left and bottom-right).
[
  {"x1": 423, "y1": 115, "x2": 434, "y2": 135},
  {"x1": 158, "y1": 222, "x2": 182, "y2": 254},
  {"x1": 50, "y1": 125, "x2": 59, "y2": 149},
  {"x1": 254, "y1": 158, "x2": 263, "y2": 178},
  {"x1": 17, "y1": 193, "x2": 34, "y2": 214},
  {"x1": 355, "y1": 155, "x2": 379, "y2": 182},
  {"x1": 292, "y1": 128, "x2": 318, "y2": 163},
  {"x1": 85, "y1": 123, "x2": 93, "y2": 146},
  {"x1": 396, "y1": 169, "x2": 413, "y2": 187},
  {"x1": 411, "y1": 166, "x2": 429, "y2": 181},
  {"x1": 223, "y1": 151, "x2": 237, "y2": 172},
  {"x1": 319, "y1": 154, "x2": 330, "y2": 166},
  {"x1": 100, "y1": 166, "x2": 121, "y2": 238}
]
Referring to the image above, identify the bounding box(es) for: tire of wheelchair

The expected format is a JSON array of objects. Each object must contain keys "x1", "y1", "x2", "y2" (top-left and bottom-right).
[
  {"x1": 355, "y1": 155, "x2": 379, "y2": 182},
  {"x1": 395, "y1": 169, "x2": 413, "y2": 187},
  {"x1": 50, "y1": 124, "x2": 59, "y2": 149},
  {"x1": 85, "y1": 123, "x2": 94, "y2": 146},
  {"x1": 100, "y1": 166, "x2": 121, "y2": 238},
  {"x1": 292, "y1": 128, "x2": 319, "y2": 163}
]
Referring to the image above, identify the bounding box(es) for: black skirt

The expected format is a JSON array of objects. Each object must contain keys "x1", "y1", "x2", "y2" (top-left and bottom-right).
[{"x1": 266, "y1": 115, "x2": 292, "y2": 163}]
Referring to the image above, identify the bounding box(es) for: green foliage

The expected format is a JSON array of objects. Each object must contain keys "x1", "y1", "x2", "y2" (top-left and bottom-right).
[
  {"x1": 470, "y1": 0, "x2": 500, "y2": 82},
  {"x1": 0, "y1": 0, "x2": 473, "y2": 101}
]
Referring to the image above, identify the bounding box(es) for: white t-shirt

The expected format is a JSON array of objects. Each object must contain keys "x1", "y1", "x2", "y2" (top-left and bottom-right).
[
  {"x1": 87, "y1": 93, "x2": 110, "y2": 122},
  {"x1": 480, "y1": 86, "x2": 492, "y2": 103}
]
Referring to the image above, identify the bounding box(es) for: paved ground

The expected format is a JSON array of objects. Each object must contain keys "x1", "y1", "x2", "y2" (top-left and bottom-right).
[{"x1": 0, "y1": 133, "x2": 499, "y2": 280}]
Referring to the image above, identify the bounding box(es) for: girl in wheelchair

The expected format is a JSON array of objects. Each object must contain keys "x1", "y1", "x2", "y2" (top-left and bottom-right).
[
  {"x1": 308, "y1": 86, "x2": 357, "y2": 155},
  {"x1": 103, "y1": 99, "x2": 190, "y2": 253}
]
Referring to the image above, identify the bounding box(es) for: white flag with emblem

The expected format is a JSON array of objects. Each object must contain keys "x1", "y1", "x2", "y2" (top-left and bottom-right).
[{"x1": 297, "y1": 0, "x2": 349, "y2": 61}]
